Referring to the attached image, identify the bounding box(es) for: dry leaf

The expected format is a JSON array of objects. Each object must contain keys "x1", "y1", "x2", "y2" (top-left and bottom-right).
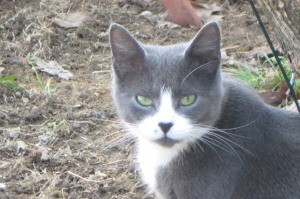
[
  {"x1": 197, "y1": 3, "x2": 223, "y2": 22},
  {"x1": 161, "y1": 0, "x2": 203, "y2": 28},
  {"x1": 259, "y1": 91, "x2": 287, "y2": 107},
  {"x1": 139, "y1": 10, "x2": 159, "y2": 25},
  {"x1": 52, "y1": 12, "x2": 91, "y2": 29},
  {"x1": 246, "y1": 46, "x2": 270, "y2": 58},
  {"x1": 3, "y1": 127, "x2": 21, "y2": 138},
  {"x1": 35, "y1": 57, "x2": 73, "y2": 80},
  {"x1": 285, "y1": 100, "x2": 300, "y2": 112},
  {"x1": 156, "y1": 21, "x2": 179, "y2": 29},
  {"x1": 37, "y1": 146, "x2": 51, "y2": 161}
]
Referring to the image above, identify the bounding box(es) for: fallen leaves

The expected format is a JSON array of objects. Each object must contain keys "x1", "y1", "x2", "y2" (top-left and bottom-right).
[
  {"x1": 139, "y1": 10, "x2": 159, "y2": 26},
  {"x1": 52, "y1": 12, "x2": 91, "y2": 29},
  {"x1": 285, "y1": 100, "x2": 300, "y2": 112},
  {"x1": 3, "y1": 127, "x2": 21, "y2": 139},
  {"x1": 34, "y1": 57, "x2": 73, "y2": 80},
  {"x1": 139, "y1": 2, "x2": 223, "y2": 29},
  {"x1": 160, "y1": 0, "x2": 203, "y2": 28},
  {"x1": 196, "y1": 3, "x2": 223, "y2": 22}
]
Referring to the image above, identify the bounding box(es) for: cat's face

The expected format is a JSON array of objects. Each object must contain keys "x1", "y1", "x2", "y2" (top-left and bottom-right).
[{"x1": 110, "y1": 22, "x2": 224, "y2": 148}]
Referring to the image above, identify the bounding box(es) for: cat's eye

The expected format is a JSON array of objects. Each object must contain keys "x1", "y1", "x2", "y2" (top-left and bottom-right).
[
  {"x1": 180, "y1": 95, "x2": 196, "y2": 106},
  {"x1": 136, "y1": 95, "x2": 153, "y2": 106}
]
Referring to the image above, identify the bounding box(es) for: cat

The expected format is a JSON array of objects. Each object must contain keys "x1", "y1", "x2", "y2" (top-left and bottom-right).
[{"x1": 109, "y1": 22, "x2": 300, "y2": 199}]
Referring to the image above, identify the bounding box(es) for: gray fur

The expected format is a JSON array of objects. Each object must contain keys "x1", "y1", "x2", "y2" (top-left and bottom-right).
[{"x1": 109, "y1": 22, "x2": 300, "y2": 198}]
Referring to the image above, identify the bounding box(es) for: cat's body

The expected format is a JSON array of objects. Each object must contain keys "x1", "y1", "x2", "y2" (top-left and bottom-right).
[
  {"x1": 109, "y1": 22, "x2": 300, "y2": 199},
  {"x1": 153, "y1": 79, "x2": 300, "y2": 199}
]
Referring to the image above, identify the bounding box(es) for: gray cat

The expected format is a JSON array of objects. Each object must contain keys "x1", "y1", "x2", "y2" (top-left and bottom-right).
[{"x1": 109, "y1": 22, "x2": 300, "y2": 199}]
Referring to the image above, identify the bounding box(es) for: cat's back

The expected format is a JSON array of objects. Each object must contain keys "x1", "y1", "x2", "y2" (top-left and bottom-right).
[
  {"x1": 232, "y1": 107, "x2": 300, "y2": 199},
  {"x1": 224, "y1": 75, "x2": 300, "y2": 139},
  {"x1": 214, "y1": 77, "x2": 300, "y2": 198}
]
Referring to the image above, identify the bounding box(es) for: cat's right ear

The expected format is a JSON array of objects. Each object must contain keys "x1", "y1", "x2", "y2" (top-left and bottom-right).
[
  {"x1": 109, "y1": 23, "x2": 145, "y2": 67},
  {"x1": 185, "y1": 22, "x2": 221, "y2": 62}
]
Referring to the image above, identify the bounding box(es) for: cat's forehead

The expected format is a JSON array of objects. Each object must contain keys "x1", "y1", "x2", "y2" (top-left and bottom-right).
[
  {"x1": 143, "y1": 45, "x2": 189, "y2": 78},
  {"x1": 144, "y1": 44, "x2": 187, "y2": 66},
  {"x1": 121, "y1": 52, "x2": 191, "y2": 97}
]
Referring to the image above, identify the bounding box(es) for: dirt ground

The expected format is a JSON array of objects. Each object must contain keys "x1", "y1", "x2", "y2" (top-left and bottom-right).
[{"x1": 0, "y1": 0, "x2": 274, "y2": 198}]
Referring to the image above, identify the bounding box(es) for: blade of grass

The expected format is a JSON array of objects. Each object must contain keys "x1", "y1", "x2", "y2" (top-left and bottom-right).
[{"x1": 0, "y1": 75, "x2": 20, "y2": 91}]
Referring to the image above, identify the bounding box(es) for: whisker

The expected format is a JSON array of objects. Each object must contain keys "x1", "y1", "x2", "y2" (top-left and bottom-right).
[
  {"x1": 205, "y1": 133, "x2": 242, "y2": 162},
  {"x1": 188, "y1": 135, "x2": 223, "y2": 160},
  {"x1": 208, "y1": 132, "x2": 253, "y2": 156},
  {"x1": 192, "y1": 123, "x2": 253, "y2": 139},
  {"x1": 104, "y1": 130, "x2": 124, "y2": 138},
  {"x1": 201, "y1": 136, "x2": 235, "y2": 155},
  {"x1": 217, "y1": 118, "x2": 260, "y2": 131},
  {"x1": 103, "y1": 133, "x2": 136, "y2": 150},
  {"x1": 181, "y1": 60, "x2": 219, "y2": 85},
  {"x1": 201, "y1": 126, "x2": 242, "y2": 141},
  {"x1": 188, "y1": 138, "x2": 204, "y2": 152}
]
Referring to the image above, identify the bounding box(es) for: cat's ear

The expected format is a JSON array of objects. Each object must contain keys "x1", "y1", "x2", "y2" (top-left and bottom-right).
[
  {"x1": 109, "y1": 23, "x2": 145, "y2": 63},
  {"x1": 185, "y1": 22, "x2": 221, "y2": 62}
]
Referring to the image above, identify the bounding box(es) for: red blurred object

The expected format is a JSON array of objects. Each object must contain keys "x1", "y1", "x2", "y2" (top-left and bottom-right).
[{"x1": 160, "y1": 0, "x2": 203, "y2": 28}]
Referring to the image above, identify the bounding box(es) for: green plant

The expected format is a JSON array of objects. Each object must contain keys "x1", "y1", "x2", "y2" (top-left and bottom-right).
[
  {"x1": 0, "y1": 75, "x2": 21, "y2": 91},
  {"x1": 225, "y1": 61, "x2": 266, "y2": 90},
  {"x1": 294, "y1": 79, "x2": 300, "y2": 95},
  {"x1": 263, "y1": 54, "x2": 300, "y2": 95},
  {"x1": 226, "y1": 55, "x2": 300, "y2": 96},
  {"x1": 47, "y1": 119, "x2": 66, "y2": 129},
  {"x1": 26, "y1": 53, "x2": 52, "y2": 97}
]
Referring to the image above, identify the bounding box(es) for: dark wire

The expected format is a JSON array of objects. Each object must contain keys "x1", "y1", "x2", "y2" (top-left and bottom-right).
[{"x1": 247, "y1": 0, "x2": 300, "y2": 113}]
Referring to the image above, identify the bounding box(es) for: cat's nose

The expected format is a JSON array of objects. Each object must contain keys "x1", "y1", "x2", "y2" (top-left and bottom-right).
[{"x1": 158, "y1": 122, "x2": 174, "y2": 134}]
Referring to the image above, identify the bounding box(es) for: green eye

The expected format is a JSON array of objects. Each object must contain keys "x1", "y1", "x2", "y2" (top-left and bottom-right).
[
  {"x1": 180, "y1": 95, "x2": 196, "y2": 106},
  {"x1": 136, "y1": 95, "x2": 153, "y2": 106}
]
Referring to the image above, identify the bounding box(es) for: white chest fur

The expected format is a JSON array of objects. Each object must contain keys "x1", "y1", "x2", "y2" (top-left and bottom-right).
[{"x1": 137, "y1": 138, "x2": 190, "y2": 196}]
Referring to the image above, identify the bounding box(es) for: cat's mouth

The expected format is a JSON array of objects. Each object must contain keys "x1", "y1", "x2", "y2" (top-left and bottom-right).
[{"x1": 155, "y1": 136, "x2": 180, "y2": 147}]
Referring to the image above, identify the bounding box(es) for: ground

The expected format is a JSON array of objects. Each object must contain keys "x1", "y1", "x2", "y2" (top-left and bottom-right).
[{"x1": 0, "y1": 0, "x2": 276, "y2": 198}]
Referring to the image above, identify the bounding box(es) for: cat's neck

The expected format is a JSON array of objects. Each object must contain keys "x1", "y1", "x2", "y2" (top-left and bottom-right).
[{"x1": 136, "y1": 137, "x2": 193, "y2": 192}]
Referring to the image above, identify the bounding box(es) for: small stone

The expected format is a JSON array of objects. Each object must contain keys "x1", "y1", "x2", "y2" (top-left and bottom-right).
[
  {"x1": 95, "y1": 170, "x2": 107, "y2": 179},
  {"x1": 139, "y1": 10, "x2": 158, "y2": 25},
  {"x1": 98, "y1": 32, "x2": 108, "y2": 39},
  {"x1": 72, "y1": 123, "x2": 82, "y2": 129},
  {"x1": 139, "y1": 10, "x2": 153, "y2": 18},
  {"x1": 15, "y1": 92, "x2": 21, "y2": 98},
  {"x1": 38, "y1": 132, "x2": 55, "y2": 143},
  {"x1": 94, "y1": 112, "x2": 107, "y2": 119},
  {"x1": 21, "y1": 97, "x2": 29, "y2": 104},
  {"x1": 0, "y1": 183, "x2": 6, "y2": 191},
  {"x1": 16, "y1": 140, "x2": 28, "y2": 155}
]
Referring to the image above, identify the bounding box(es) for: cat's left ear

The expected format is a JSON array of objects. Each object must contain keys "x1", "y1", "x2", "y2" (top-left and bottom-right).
[{"x1": 185, "y1": 22, "x2": 221, "y2": 62}]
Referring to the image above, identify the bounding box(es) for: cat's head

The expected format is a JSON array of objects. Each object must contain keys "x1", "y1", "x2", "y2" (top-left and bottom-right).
[{"x1": 109, "y1": 22, "x2": 224, "y2": 148}]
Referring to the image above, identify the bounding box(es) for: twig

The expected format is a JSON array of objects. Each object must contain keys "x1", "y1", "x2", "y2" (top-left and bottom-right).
[
  {"x1": 92, "y1": 70, "x2": 111, "y2": 74},
  {"x1": 66, "y1": 171, "x2": 106, "y2": 183}
]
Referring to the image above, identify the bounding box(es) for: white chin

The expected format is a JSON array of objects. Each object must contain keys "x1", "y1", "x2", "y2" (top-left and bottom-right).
[{"x1": 153, "y1": 136, "x2": 181, "y2": 147}]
